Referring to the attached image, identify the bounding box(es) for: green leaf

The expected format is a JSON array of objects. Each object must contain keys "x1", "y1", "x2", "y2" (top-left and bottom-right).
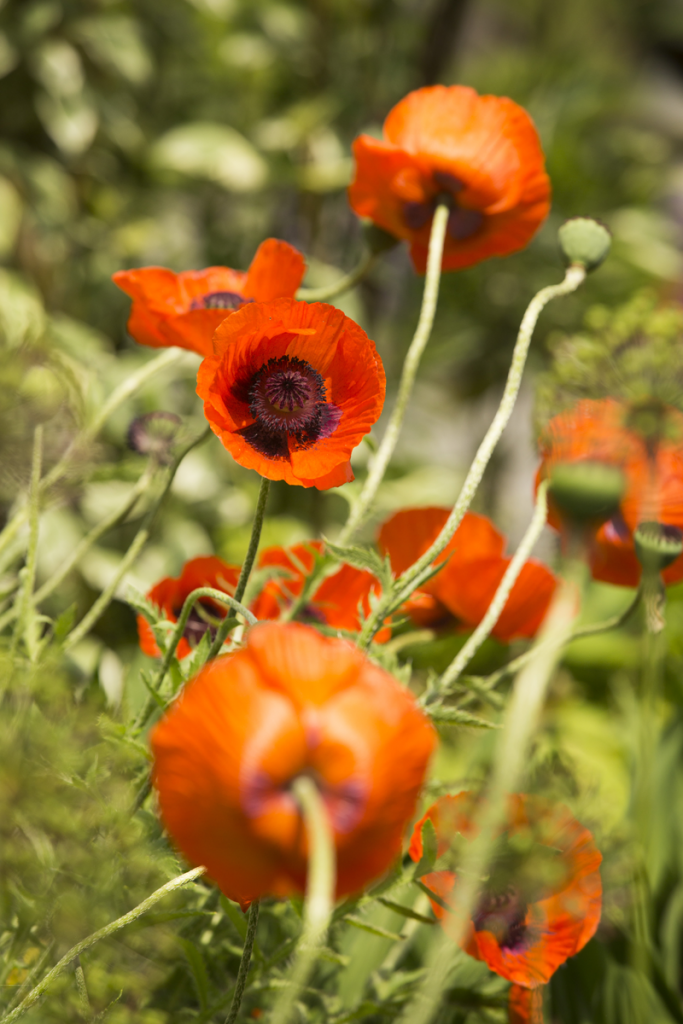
[
  {"x1": 412, "y1": 818, "x2": 438, "y2": 879},
  {"x1": 323, "y1": 538, "x2": 393, "y2": 589},
  {"x1": 52, "y1": 603, "x2": 76, "y2": 641},
  {"x1": 414, "y1": 880, "x2": 451, "y2": 913},
  {"x1": 220, "y1": 895, "x2": 248, "y2": 941},
  {"x1": 376, "y1": 897, "x2": 434, "y2": 925},
  {"x1": 344, "y1": 915, "x2": 404, "y2": 942},
  {"x1": 150, "y1": 123, "x2": 268, "y2": 192},
  {"x1": 427, "y1": 706, "x2": 500, "y2": 729},
  {"x1": 126, "y1": 587, "x2": 161, "y2": 623},
  {"x1": 179, "y1": 938, "x2": 210, "y2": 1012},
  {"x1": 184, "y1": 629, "x2": 213, "y2": 679}
]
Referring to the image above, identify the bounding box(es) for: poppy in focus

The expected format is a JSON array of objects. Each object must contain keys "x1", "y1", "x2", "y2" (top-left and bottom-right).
[
  {"x1": 538, "y1": 398, "x2": 683, "y2": 586},
  {"x1": 151, "y1": 622, "x2": 436, "y2": 908},
  {"x1": 137, "y1": 556, "x2": 240, "y2": 659},
  {"x1": 196, "y1": 298, "x2": 385, "y2": 489},
  {"x1": 251, "y1": 541, "x2": 391, "y2": 640},
  {"x1": 113, "y1": 239, "x2": 306, "y2": 357},
  {"x1": 378, "y1": 507, "x2": 556, "y2": 641},
  {"x1": 348, "y1": 85, "x2": 551, "y2": 274},
  {"x1": 410, "y1": 793, "x2": 602, "y2": 1018}
]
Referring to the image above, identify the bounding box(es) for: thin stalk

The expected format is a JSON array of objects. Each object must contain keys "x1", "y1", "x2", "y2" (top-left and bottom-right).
[
  {"x1": 268, "y1": 776, "x2": 336, "y2": 1024},
  {"x1": 457, "y1": 583, "x2": 643, "y2": 709},
  {"x1": 359, "y1": 264, "x2": 586, "y2": 646},
  {"x1": 295, "y1": 251, "x2": 377, "y2": 303},
  {"x1": 224, "y1": 901, "x2": 261, "y2": 1024},
  {"x1": 0, "y1": 867, "x2": 205, "y2": 1024},
  {"x1": 399, "y1": 575, "x2": 581, "y2": 1024},
  {"x1": 10, "y1": 426, "x2": 43, "y2": 660},
  {"x1": 206, "y1": 477, "x2": 270, "y2": 660},
  {"x1": 0, "y1": 464, "x2": 156, "y2": 637},
  {"x1": 432, "y1": 482, "x2": 549, "y2": 699},
  {"x1": 133, "y1": 586, "x2": 257, "y2": 733},
  {"x1": 338, "y1": 204, "x2": 450, "y2": 545},
  {"x1": 63, "y1": 427, "x2": 210, "y2": 651},
  {"x1": 0, "y1": 348, "x2": 188, "y2": 564}
]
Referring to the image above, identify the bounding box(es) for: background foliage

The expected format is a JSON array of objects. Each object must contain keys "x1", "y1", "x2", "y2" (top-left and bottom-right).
[{"x1": 4, "y1": 0, "x2": 683, "y2": 1020}]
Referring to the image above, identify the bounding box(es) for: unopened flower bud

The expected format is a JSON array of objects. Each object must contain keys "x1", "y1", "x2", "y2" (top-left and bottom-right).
[
  {"x1": 548, "y1": 461, "x2": 625, "y2": 524},
  {"x1": 634, "y1": 521, "x2": 683, "y2": 574},
  {"x1": 128, "y1": 411, "x2": 182, "y2": 463},
  {"x1": 558, "y1": 218, "x2": 611, "y2": 272},
  {"x1": 362, "y1": 220, "x2": 401, "y2": 255}
]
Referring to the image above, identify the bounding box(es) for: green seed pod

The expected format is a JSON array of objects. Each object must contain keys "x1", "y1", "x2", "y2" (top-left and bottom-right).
[
  {"x1": 558, "y1": 217, "x2": 611, "y2": 272},
  {"x1": 548, "y1": 461, "x2": 625, "y2": 523},
  {"x1": 634, "y1": 521, "x2": 683, "y2": 573}
]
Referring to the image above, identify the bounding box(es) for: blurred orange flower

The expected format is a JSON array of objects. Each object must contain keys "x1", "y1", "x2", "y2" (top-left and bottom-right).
[
  {"x1": 112, "y1": 239, "x2": 306, "y2": 357},
  {"x1": 410, "y1": 793, "x2": 601, "y2": 1018},
  {"x1": 251, "y1": 541, "x2": 391, "y2": 641},
  {"x1": 196, "y1": 298, "x2": 385, "y2": 489},
  {"x1": 378, "y1": 508, "x2": 556, "y2": 641},
  {"x1": 137, "y1": 556, "x2": 240, "y2": 659},
  {"x1": 348, "y1": 85, "x2": 550, "y2": 273},
  {"x1": 151, "y1": 622, "x2": 436, "y2": 908},
  {"x1": 538, "y1": 398, "x2": 683, "y2": 586}
]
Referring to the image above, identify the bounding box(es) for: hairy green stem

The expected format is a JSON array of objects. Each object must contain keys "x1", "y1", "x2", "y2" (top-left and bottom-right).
[
  {"x1": 10, "y1": 426, "x2": 43, "y2": 660},
  {"x1": 0, "y1": 867, "x2": 205, "y2": 1024},
  {"x1": 224, "y1": 901, "x2": 261, "y2": 1024},
  {"x1": 296, "y1": 251, "x2": 377, "y2": 303},
  {"x1": 432, "y1": 481, "x2": 549, "y2": 698},
  {"x1": 338, "y1": 204, "x2": 449, "y2": 545},
  {"x1": 63, "y1": 427, "x2": 210, "y2": 651},
  {"x1": 401, "y1": 575, "x2": 581, "y2": 1024},
  {"x1": 359, "y1": 264, "x2": 586, "y2": 646},
  {"x1": 206, "y1": 477, "x2": 270, "y2": 660},
  {"x1": 0, "y1": 348, "x2": 189, "y2": 565},
  {"x1": 269, "y1": 776, "x2": 335, "y2": 1024}
]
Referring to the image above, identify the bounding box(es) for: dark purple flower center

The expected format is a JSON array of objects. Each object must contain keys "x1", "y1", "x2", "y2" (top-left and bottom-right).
[
  {"x1": 190, "y1": 291, "x2": 255, "y2": 311},
  {"x1": 403, "y1": 171, "x2": 484, "y2": 242},
  {"x1": 232, "y1": 354, "x2": 342, "y2": 461},
  {"x1": 473, "y1": 886, "x2": 529, "y2": 951}
]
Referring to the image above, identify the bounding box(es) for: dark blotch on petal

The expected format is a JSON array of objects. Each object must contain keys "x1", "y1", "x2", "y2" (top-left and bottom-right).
[
  {"x1": 448, "y1": 208, "x2": 484, "y2": 241},
  {"x1": 190, "y1": 291, "x2": 253, "y2": 311},
  {"x1": 432, "y1": 170, "x2": 465, "y2": 194},
  {"x1": 403, "y1": 201, "x2": 434, "y2": 231},
  {"x1": 236, "y1": 420, "x2": 290, "y2": 460},
  {"x1": 317, "y1": 402, "x2": 342, "y2": 439}
]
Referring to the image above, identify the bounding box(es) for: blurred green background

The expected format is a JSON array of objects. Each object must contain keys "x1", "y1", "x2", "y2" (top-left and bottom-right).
[{"x1": 5, "y1": 0, "x2": 683, "y2": 1020}]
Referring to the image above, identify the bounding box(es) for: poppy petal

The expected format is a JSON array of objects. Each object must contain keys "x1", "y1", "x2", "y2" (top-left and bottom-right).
[{"x1": 245, "y1": 238, "x2": 307, "y2": 302}]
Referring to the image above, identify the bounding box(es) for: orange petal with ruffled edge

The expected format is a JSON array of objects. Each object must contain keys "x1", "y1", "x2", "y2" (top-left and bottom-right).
[{"x1": 244, "y1": 238, "x2": 306, "y2": 302}]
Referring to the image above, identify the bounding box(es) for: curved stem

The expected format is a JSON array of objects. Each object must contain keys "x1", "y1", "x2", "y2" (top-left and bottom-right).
[
  {"x1": 0, "y1": 867, "x2": 205, "y2": 1024},
  {"x1": 295, "y1": 251, "x2": 377, "y2": 303},
  {"x1": 400, "y1": 575, "x2": 582, "y2": 1024},
  {"x1": 206, "y1": 477, "x2": 270, "y2": 660},
  {"x1": 63, "y1": 427, "x2": 210, "y2": 651},
  {"x1": 431, "y1": 481, "x2": 549, "y2": 700},
  {"x1": 359, "y1": 264, "x2": 586, "y2": 645},
  {"x1": 10, "y1": 426, "x2": 43, "y2": 660},
  {"x1": 268, "y1": 776, "x2": 335, "y2": 1024},
  {"x1": 0, "y1": 348, "x2": 189, "y2": 566},
  {"x1": 224, "y1": 901, "x2": 260, "y2": 1024},
  {"x1": 338, "y1": 204, "x2": 450, "y2": 546}
]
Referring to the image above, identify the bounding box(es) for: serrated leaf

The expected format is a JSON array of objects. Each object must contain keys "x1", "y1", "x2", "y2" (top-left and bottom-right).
[
  {"x1": 324, "y1": 538, "x2": 393, "y2": 589},
  {"x1": 414, "y1": 879, "x2": 451, "y2": 912},
  {"x1": 53, "y1": 603, "x2": 76, "y2": 641},
  {"x1": 179, "y1": 939, "x2": 210, "y2": 1011},
  {"x1": 126, "y1": 586, "x2": 161, "y2": 621},
  {"x1": 184, "y1": 629, "x2": 213, "y2": 678},
  {"x1": 428, "y1": 706, "x2": 500, "y2": 729},
  {"x1": 412, "y1": 818, "x2": 438, "y2": 879},
  {"x1": 220, "y1": 895, "x2": 248, "y2": 941}
]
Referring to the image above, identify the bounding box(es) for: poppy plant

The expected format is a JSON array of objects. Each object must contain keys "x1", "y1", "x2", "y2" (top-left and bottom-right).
[
  {"x1": 137, "y1": 555, "x2": 240, "y2": 659},
  {"x1": 196, "y1": 298, "x2": 385, "y2": 488},
  {"x1": 538, "y1": 398, "x2": 683, "y2": 586},
  {"x1": 410, "y1": 792, "x2": 602, "y2": 1021},
  {"x1": 348, "y1": 85, "x2": 551, "y2": 273},
  {"x1": 251, "y1": 541, "x2": 391, "y2": 640},
  {"x1": 377, "y1": 507, "x2": 557, "y2": 641},
  {"x1": 151, "y1": 622, "x2": 436, "y2": 908},
  {"x1": 113, "y1": 238, "x2": 306, "y2": 357}
]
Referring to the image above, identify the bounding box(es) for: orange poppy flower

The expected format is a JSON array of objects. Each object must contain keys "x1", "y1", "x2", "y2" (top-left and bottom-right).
[
  {"x1": 377, "y1": 508, "x2": 557, "y2": 641},
  {"x1": 348, "y1": 85, "x2": 550, "y2": 273},
  {"x1": 409, "y1": 792, "x2": 602, "y2": 991},
  {"x1": 251, "y1": 541, "x2": 391, "y2": 641},
  {"x1": 538, "y1": 398, "x2": 683, "y2": 586},
  {"x1": 151, "y1": 622, "x2": 436, "y2": 908},
  {"x1": 196, "y1": 298, "x2": 385, "y2": 489},
  {"x1": 112, "y1": 239, "x2": 306, "y2": 357},
  {"x1": 138, "y1": 556, "x2": 240, "y2": 659}
]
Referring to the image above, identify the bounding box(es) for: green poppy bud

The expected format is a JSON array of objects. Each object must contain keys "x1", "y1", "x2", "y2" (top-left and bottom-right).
[
  {"x1": 634, "y1": 521, "x2": 683, "y2": 574},
  {"x1": 558, "y1": 218, "x2": 611, "y2": 272},
  {"x1": 548, "y1": 461, "x2": 625, "y2": 524}
]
